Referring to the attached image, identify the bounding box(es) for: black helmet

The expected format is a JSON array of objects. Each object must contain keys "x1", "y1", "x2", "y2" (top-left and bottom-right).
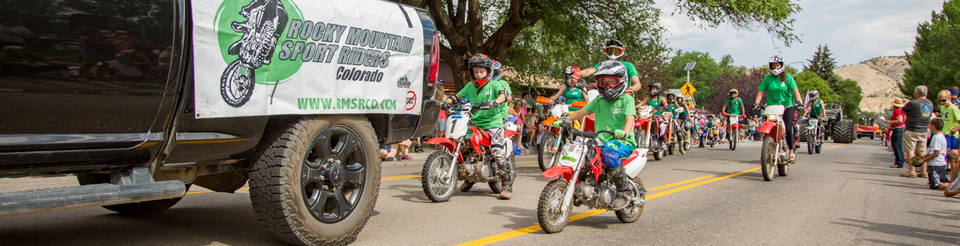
[
  {"x1": 648, "y1": 82, "x2": 662, "y2": 96},
  {"x1": 602, "y1": 39, "x2": 626, "y2": 60},
  {"x1": 594, "y1": 60, "x2": 628, "y2": 101},
  {"x1": 467, "y1": 54, "x2": 494, "y2": 88},
  {"x1": 808, "y1": 90, "x2": 820, "y2": 100}
]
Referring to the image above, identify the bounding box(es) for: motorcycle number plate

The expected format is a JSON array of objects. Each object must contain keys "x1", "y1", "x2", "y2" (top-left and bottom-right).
[{"x1": 558, "y1": 144, "x2": 584, "y2": 167}]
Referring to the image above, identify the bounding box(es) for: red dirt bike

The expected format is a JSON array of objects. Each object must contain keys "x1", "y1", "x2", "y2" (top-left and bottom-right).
[
  {"x1": 537, "y1": 124, "x2": 647, "y2": 233},
  {"x1": 634, "y1": 106, "x2": 666, "y2": 160},
  {"x1": 757, "y1": 105, "x2": 799, "y2": 181},
  {"x1": 722, "y1": 112, "x2": 745, "y2": 150},
  {"x1": 421, "y1": 100, "x2": 516, "y2": 202}
]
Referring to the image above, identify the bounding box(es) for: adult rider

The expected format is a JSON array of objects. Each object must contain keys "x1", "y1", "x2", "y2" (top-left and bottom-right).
[
  {"x1": 456, "y1": 54, "x2": 514, "y2": 199},
  {"x1": 549, "y1": 66, "x2": 589, "y2": 129},
  {"x1": 722, "y1": 89, "x2": 746, "y2": 141},
  {"x1": 577, "y1": 39, "x2": 643, "y2": 95},
  {"x1": 753, "y1": 55, "x2": 803, "y2": 162}
]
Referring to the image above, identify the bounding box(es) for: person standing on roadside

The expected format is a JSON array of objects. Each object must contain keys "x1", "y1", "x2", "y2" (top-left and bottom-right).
[
  {"x1": 889, "y1": 98, "x2": 906, "y2": 168},
  {"x1": 900, "y1": 86, "x2": 934, "y2": 178}
]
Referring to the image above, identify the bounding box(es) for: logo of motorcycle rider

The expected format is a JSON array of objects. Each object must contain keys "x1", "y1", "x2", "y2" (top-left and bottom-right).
[
  {"x1": 215, "y1": 0, "x2": 304, "y2": 108},
  {"x1": 405, "y1": 91, "x2": 417, "y2": 110}
]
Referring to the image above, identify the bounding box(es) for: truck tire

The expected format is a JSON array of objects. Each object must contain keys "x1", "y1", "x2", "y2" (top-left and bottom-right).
[
  {"x1": 76, "y1": 173, "x2": 188, "y2": 215},
  {"x1": 249, "y1": 115, "x2": 380, "y2": 246},
  {"x1": 798, "y1": 120, "x2": 809, "y2": 142},
  {"x1": 832, "y1": 120, "x2": 855, "y2": 143}
]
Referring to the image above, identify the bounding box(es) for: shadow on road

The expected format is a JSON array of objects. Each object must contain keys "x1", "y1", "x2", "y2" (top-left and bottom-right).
[{"x1": 832, "y1": 218, "x2": 960, "y2": 244}]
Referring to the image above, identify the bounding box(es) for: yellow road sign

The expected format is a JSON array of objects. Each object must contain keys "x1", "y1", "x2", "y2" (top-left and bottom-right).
[
  {"x1": 680, "y1": 82, "x2": 696, "y2": 98},
  {"x1": 686, "y1": 102, "x2": 694, "y2": 108}
]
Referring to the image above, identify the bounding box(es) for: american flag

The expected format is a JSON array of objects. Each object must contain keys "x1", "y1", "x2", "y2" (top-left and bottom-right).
[{"x1": 106, "y1": 59, "x2": 142, "y2": 76}]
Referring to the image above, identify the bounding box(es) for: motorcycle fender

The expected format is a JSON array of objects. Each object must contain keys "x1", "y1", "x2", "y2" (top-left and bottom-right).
[
  {"x1": 505, "y1": 130, "x2": 518, "y2": 138},
  {"x1": 635, "y1": 118, "x2": 649, "y2": 130},
  {"x1": 758, "y1": 122, "x2": 777, "y2": 134},
  {"x1": 542, "y1": 166, "x2": 574, "y2": 181},
  {"x1": 623, "y1": 149, "x2": 647, "y2": 178},
  {"x1": 425, "y1": 137, "x2": 463, "y2": 162},
  {"x1": 732, "y1": 123, "x2": 740, "y2": 129},
  {"x1": 542, "y1": 117, "x2": 559, "y2": 126}
]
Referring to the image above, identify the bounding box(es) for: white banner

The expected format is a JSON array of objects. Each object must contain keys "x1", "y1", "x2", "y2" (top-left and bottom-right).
[{"x1": 192, "y1": 0, "x2": 425, "y2": 118}]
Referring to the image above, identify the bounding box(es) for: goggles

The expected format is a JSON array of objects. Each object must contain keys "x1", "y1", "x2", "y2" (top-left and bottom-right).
[
  {"x1": 604, "y1": 47, "x2": 624, "y2": 56},
  {"x1": 596, "y1": 76, "x2": 622, "y2": 88}
]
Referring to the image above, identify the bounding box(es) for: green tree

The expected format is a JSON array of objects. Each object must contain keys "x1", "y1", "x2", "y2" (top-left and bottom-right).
[
  {"x1": 803, "y1": 44, "x2": 837, "y2": 84},
  {"x1": 900, "y1": 0, "x2": 960, "y2": 97},
  {"x1": 793, "y1": 71, "x2": 838, "y2": 101},
  {"x1": 667, "y1": 51, "x2": 722, "y2": 104},
  {"x1": 832, "y1": 75, "x2": 864, "y2": 120},
  {"x1": 394, "y1": 0, "x2": 803, "y2": 90}
]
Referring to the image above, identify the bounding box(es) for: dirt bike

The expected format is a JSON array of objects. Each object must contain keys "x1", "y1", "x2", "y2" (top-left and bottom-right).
[
  {"x1": 538, "y1": 125, "x2": 647, "y2": 233},
  {"x1": 806, "y1": 117, "x2": 824, "y2": 155},
  {"x1": 758, "y1": 105, "x2": 799, "y2": 181},
  {"x1": 536, "y1": 96, "x2": 586, "y2": 171},
  {"x1": 665, "y1": 110, "x2": 686, "y2": 155},
  {"x1": 722, "y1": 113, "x2": 744, "y2": 150},
  {"x1": 633, "y1": 106, "x2": 665, "y2": 160},
  {"x1": 421, "y1": 100, "x2": 516, "y2": 202},
  {"x1": 699, "y1": 125, "x2": 716, "y2": 148},
  {"x1": 220, "y1": 0, "x2": 288, "y2": 108}
]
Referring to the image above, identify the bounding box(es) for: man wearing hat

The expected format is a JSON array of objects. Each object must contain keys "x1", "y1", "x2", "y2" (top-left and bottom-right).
[
  {"x1": 889, "y1": 98, "x2": 906, "y2": 168},
  {"x1": 900, "y1": 86, "x2": 934, "y2": 178}
]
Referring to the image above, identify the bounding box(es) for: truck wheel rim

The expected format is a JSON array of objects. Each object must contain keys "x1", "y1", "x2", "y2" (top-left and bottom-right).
[{"x1": 300, "y1": 126, "x2": 366, "y2": 223}]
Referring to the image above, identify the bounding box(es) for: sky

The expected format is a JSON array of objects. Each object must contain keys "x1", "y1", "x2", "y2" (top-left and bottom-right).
[{"x1": 658, "y1": 0, "x2": 946, "y2": 67}]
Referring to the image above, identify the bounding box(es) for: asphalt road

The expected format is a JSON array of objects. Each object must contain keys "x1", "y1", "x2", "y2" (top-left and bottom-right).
[{"x1": 1, "y1": 139, "x2": 958, "y2": 245}]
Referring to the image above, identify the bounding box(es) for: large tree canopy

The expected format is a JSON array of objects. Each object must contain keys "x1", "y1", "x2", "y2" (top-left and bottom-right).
[
  {"x1": 901, "y1": 0, "x2": 960, "y2": 97},
  {"x1": 393, "y1": 0, "x2": 802, "y2": 90}
]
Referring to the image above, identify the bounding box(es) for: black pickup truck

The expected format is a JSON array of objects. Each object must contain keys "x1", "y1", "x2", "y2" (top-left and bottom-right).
[{"x1": 0, "y1": 1, "x2": 439, "y2": 245}]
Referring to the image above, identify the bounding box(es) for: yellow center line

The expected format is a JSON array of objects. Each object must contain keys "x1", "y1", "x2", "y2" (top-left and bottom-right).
[
  {"x1": 648, "y1": 175, "x2": 715, "y2": 191},
  {"x1": 826, "y1": 139, "x2": 865, "y2": 149},
  {"x1": 455, "y1": 166, "x2": 761, "y2": 246}
]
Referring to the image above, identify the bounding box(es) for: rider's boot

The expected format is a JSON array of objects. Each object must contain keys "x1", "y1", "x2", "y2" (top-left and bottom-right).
[
  {"x1": 498, "y1": 170, "x2": 513, "y2": 200},
  {"x1": 609, "y1": 166, "x2": 632, "y2": 192},
  {"x1": 459, "y1": 181, "x2": 475, "y2": 192}
]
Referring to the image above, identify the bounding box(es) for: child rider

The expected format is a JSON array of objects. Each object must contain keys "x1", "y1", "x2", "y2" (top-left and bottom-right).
[{"x1": 457, "y1": 54, "x2": 514, "y2": 199}]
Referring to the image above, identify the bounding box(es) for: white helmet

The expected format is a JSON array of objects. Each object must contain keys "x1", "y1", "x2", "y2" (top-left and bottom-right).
[
  {"x1": 769, "y1": 55, "x2": 785, "y2": 75},
  {"x1": 602, "y1": 39, "x2": 626, "y2": 60}
]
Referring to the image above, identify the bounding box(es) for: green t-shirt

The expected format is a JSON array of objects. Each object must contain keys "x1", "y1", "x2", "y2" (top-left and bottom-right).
[
  {"x1": 725, "y1": 97, "x2": 743, "y2": 115},
  {"x1": 585, "y1": 94, "x2": 637, "y2": 147},
  {"x1": 564, "y1": 87, "x2": 585, "y2": 111},
  {"x1": 941, "y1": 104, "x2": 960, "y2": 136},
  {"x1": 647, "y1": 95, "x2": 662, "y2": 116},
  {"x1": 457, "y1": 80, "x2": 509, "y2": 129},
  {"x1": 758, "y1": 74, "x2": 798, "y2": 106},
  {"x1": 809, "y1": 99, "x2": 823, "y2": 117},
  {"x1": 593, "y1": 61, "x2": 639, "y2": 87}
]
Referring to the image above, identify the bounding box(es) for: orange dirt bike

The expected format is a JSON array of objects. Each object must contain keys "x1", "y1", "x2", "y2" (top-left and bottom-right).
[
  {"x1": 421, "y1": 100, "x2": 516, "y2": 202},
  {"x1": 536, "y1": 96, "x2": 587, "y2": 171},
  {"x1": 537, "y1": 124, "x2": 647, "y2": 233}
]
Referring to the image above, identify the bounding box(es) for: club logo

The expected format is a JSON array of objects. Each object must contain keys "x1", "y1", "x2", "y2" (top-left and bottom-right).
[
  {"x1": 216, "y1": 0, "x2": 304, "y2": 108},
  {"x1": 397, "y1": 75, "x2": 410, "y2": 88}
]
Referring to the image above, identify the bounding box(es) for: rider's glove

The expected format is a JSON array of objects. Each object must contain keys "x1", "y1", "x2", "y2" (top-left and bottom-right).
[
  {"x1": 478, "y1": 100, "x2": 499, "y2": 110},
  {"x1": 753, "y1": 104, "x2": 762, "y2": 110},
  {"x1": 795, "y1": 100, "x2": 804, "y2": 107},
  {"x1": 614, "y1": 129, "x2": 627, "y2": 140},
  {"x1": 553, "y1": 117, "x2": 571, "y2": 128}
]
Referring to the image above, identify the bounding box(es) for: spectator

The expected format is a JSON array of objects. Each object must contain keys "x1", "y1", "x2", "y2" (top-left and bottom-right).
[
  {"x1": 936, "y1": 90, "x2": 960, "y2": 187},
  {"x1": 920, "y1": 118, "x2": 949, "y2": 189},
  {"x1": 380, "y1": 145, "x2": 397, "y2": 161},
  {"x1": 747, "y1": 117, "x2": 757, "y2": 142},
  {"x1": 889, "y1": 98, "x2": 906, "y2": 168},
  {"x1": 395, "y1": 140, "x2": 413, "y2": 160},
  {"x1": 949, "y1": 86, "x2": 960, "y2": 108},
  {"x1": 900, "y1": 86, "x2": 934, "y2": 178}
]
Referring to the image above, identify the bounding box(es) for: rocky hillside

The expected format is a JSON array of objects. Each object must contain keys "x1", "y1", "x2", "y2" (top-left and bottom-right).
[{"x1": 833, "y1": 56, "x2": 909, "y2": 113}]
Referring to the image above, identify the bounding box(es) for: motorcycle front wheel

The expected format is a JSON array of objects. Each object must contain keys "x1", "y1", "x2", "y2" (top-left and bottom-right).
[
  {"x1": 537, "y1": 179, "x2": 571, "y2": 233},
  {"x1": 220, "y1": 60, "x2": 255, "y2": 108},
  {"x1": 421, "y1": 151, "x2": 458, "y2": 202},
  {"x1": 761, "y1": 136, "x2": 776, "y2": 181},
  {"x1": 615, "y1": 177, "x2": 646, "y2": 223},
  {"x1": 807, "y1": 132, "x2": 814, "y2": 155},
  {"x1": 538, "y1": 132, "x2": 558, "y2": 171},
  {"x1": 729, "y1": 130, "x2": 738, "y2": 150}
]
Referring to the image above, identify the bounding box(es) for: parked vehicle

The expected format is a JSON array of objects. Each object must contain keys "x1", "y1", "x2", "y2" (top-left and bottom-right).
[
  {"x1": 0, "y1": 1, "x2": 440, "y2": 245},
  {"x1": 537, "y1": 125, "x2": 647, "y2": 233},
  {"x1": 422, "y1": 100, "x2": 516, "y2": 202}
]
